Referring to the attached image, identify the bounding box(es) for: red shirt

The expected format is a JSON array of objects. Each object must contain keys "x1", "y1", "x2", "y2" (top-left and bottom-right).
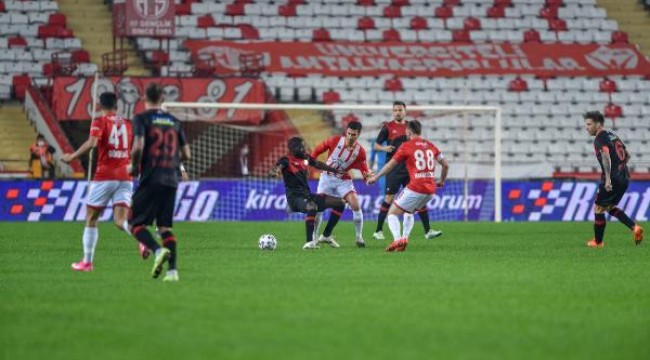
[
  {"x1": 311, "y1": 136, "x2": 370, "y2": 180},
  {"x1": 392, "y1": 137, "x2": 443, "y2": 194},
  {"x1": 89, "y1": 112, "x2": 132, "y2": 181}
]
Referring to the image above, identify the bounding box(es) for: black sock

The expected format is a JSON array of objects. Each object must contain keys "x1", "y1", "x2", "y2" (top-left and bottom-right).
[
  {"x1": 133, "y1": 225, "x2": 160, "y2": 252},
  {"x1": 323, "y1": 206, "x2": 344, "y2": 237},
  {"x1": 594, "y1": 213, "x2": 606, "y2": 244},
  {"x1": 608, "y1": 207, "x2": 635, "y2": 230},
  {"x1": 161, "y1": 231, "x2": 177, "y2": 270},
  {"x1": 417, "y1": 207, "x2": 430, "y2": 233},
  {"x1": 306, "y1": 211, "x2": 316, "y2": 243},
  {"x1": 376, "y1": 201, "x2": 391, "y2": 232}
]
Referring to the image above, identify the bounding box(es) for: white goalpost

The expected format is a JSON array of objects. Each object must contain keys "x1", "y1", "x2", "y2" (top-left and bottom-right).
[{"x1": 162, "y1": 102, "x2": 503, "y2": 222}]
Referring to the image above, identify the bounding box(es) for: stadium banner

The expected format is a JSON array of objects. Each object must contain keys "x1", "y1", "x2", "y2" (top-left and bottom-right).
[
  {"x1": 113, "y1": 0, "x2": 175, "y2": 38},
  {"x1": 1, "y1": 179, "x2": 648, "y2": 222},
  {"x1": 51, "y1": 77, "x2": 265, "y2": 123},
  {"x1": 185, "y1": 41, "x2": 650, "y2": 77}
]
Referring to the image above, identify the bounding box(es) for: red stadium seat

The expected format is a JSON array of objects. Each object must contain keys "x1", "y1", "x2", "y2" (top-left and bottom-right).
[
  {"x1": 48, "y1": 13, "x2": 67, "y2": 27},
  {"x1": 313, "y1": 28, "x2": 331, "y2": 42},
  {"x1": 452, "y1": 29, "x2": 471, "y2": 42},
  {"x1": 611, "y1": 31, "x2": 629, "y2": 44},
  {"x1": 599, "y1": 78, "x2": 617, "y2": 93},
  {"x1": 549, "y1": 18, "x2": 567, "y2": 32},
  {"x1": 545, "y1": 0, "x2": 563, "y2": 6},
  {"x1": 391, "y1": 0, "x2": 409, "y2": 6},
  {"x1": 384, "y1": 78, "x2": 404, "y2": 92},
  {"x1": 604, "y1": 103, "x2": 622, "y2": 119},
  {"x1": 383, "y1": 5, "x2": 402, "y2": 18},
  {"x1": 435, "y1": 6, "x2": 453, "y2": 19},
  {"x1": 342, "y1": 113, "x2": 360, "y2": 128},
  {"x1": 357, "y1": 0, "x2": 375, "y2": 6},
  {"x1": 464, "y1": 17, "x2": 481, "y2": 31},
  {"x1": 540, "y1": 6, "x2": 559, "y2": 19},
  {"x1": 278, "y1": 4, "x2": 296, "y2": 17},
  {"x1": 323, "y1": 90, "x2": 341, "y2": 104},
  {"x1": 72, "y1": 49, "x2": 90, "y2": 63},
  {"x1": 12, "y1": 75, "x2": 30, "y2": 100},
  {"x1": 38, "y1": 25, "x2": 57, "y2": 39},
  {"x1": 234, "y1": 0, "x2": 253, "y2": 4},
  {"x1": 225, "y1": 3, "x2": 245, "y2": 16},
  {"x1": 288, "y1": 0, "x2": 305, "y2": 4},
  {"x1": 8, "y1": 36, "x2": 27, "y2": 47},
  {"x1": 239, "y1": 25, "x2": 259, "y2": 40},
  {"x1": 383, "y1": 29, "x2": 401, "y2": 42},
  {"x1": 0, "y1": 1, "x2": 4, "y2": 12},
  {"x1": 410, "y1": 16, "x2": 428, "y2": 30},
  {"x1": 358, "y1": 16, "x2": 375, "y2": 30},
  {"x1": 487, "y1": 6, "x2": 505, "y2": 18},
  {"x1": 508, "y1": 76, "x2": 529, "y2": 92},
  {"x1": 444, "y1": 0, "x2": 461, "y2": 6},
  {"x1": 524, "y1": 29, "x2": 541, "y2": 42},
  {"x1": 175, "y1": 2, "x2": 191, "y2": 15},
  {"x1": 197, "y1": 15, "x2": 215, "y2": 28},
  {"x1": 42, "y1": 63, "x2": 56, "y2": 77},
  {"x1": 494, "y1": 0, "x2": 512, "y2": 6}
]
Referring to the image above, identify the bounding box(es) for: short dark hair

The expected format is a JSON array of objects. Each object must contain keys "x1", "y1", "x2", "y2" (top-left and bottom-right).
[
  {"x1": 287, "y1": 137, "x2": 304, "y2": 151},
  {"x1": 583, "y1": 111, "x2": 604, "y2": 125},
  {"x1": 407, "y1": 120, "x2": 422, "y2": 135},
  {"x1": 347, "y1": 121, "x2": 362, "y2": 132},
  {"x1": 145, "y1": 83, "x2": 162, "y2": 104},
  {"x1": 393, "y1": 101, "x2": 406, "y2": 109},
  {"x1": 99, "y1": 92, "x2": 117, "y2": 110}
]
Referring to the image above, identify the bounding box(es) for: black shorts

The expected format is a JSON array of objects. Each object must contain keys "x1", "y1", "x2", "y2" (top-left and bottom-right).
[
  {"x1": 595, "y1": 178, "x2": 628, "y2": 207},
  {"x1": 385, "y1": 170, "x2": 410, "y2": 195},
  {"x1": 287, "y1": 193, "x2": 327, "y2": 213},
  {"x1": 129, "y1": 183, "x2": 177, "y2": 228}
]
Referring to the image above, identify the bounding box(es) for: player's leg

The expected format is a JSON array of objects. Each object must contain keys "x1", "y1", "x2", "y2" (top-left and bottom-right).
[
  {"x1": 345, "y1": 191, "x2": 365, "y2": 247},
  {"x1": 375, "y1": 171, "x2": 401, "y2": 239},
  {"x1": 385, "y1": 203, "x2": 408, "y2": 252},
  {"x1": 156, "y1": 186, "x2": 179, "y2": 281},
  {"x1": 130, "y1": 185, "x2": 170, "y2": 277},
  {"x1": 72, "y1": 181, "x2": 110, "y2": 271},
  {"x1": 606, "y1": 180, "x2": 643, "y2": 244},
  {"x1": 111, "y1": 181, "x2": 133, "y2": 235},
  {"x1": 320, "y1": 180, "x2": 349, "y2": 247},
  {"x1": 312, "y1": 177, "x2": 331, "y2": 241}
]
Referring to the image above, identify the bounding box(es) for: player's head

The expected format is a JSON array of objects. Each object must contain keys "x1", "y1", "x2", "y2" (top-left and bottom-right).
[
  {"x1": 583, "y1": 111, "x2": 604, "y2": 136},
  {"x1": 144, "y1": 83, "x2": 163, "y2": 107},
  {"x1": 406, "y1": 120, "x2": 422, "y2": 139},
  {"x1": 99, "y1": 92, "x2": 118, "y2": 111},
  {"x1": 345, "y1": 121, "x2": 362, "y2": 146},
  {"x1": 392, "y1": 101, "x2": 406, "y2": 123},
  {"x1": 288, "y1": 137, "x2": 307, "y2": 158},
  {"x1": 36, "y1": 134, "x2": 45, "y2": 145}
]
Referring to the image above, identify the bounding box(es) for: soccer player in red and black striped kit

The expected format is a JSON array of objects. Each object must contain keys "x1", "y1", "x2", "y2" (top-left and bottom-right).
[
  {"x1": 269, "y1": 137, "x2": 347, "y2": 250},
  {"x1": 373, "y1": 101, "x2": 442, "y2": 241},
  {"x1": 584, "y1": 111, "x2": 642, "y2": 247},
  {"x1": 128, "y1": 83, "x2": 191, "y2": 281}
]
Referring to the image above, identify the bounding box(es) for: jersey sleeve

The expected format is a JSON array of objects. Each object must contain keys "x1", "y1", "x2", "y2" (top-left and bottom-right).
[
  {"x1": 375, "y1": 124, "x2": 389, "y2": 145},
  {"x1": 594, "y1": 134, "x2": 608, "y2": 153},
  {"x1": 307, "y1": 156, "x2": 318, "y2": 167},
  {"x1": 133, "y1": 114, "x2": 145, "y2": 137},
  {"x1": 392, "y1": 143, "x2": 408, "y2": 163},
  {"x1": 89, "y1": 118, "x2": 103, "y2": 138},
  {"x1": 275, "y1": 156, "x2": 289, "y2": 169},
  {"x1": 432, "y1": 144, "x2": 444, "y2": 160},
  {"x1": 178, "y1": 127, "x2": 187, "y2": 147}
]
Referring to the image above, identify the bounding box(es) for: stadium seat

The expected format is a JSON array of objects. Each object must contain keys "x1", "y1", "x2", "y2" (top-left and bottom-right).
[
  {"x1": 508, "y1": 77, "x2": 529, "y2": 92},
  {"x1": 313, "y1": 28, "x2": 331, "y2": 41},
  {"x1": 611, "y1": 31, "x2": 628, "y2": 44},
  {"x1": 383, "y1": 5, "x2": 401, "y2": 18},
  {"x1": 322, "y1": 90, "x2": 341, "y2": 104},
  {"x1": 435, "y1": 6, "x2": 453, "y2": 19},
  {"x1": 549, "y1": 19, "x2": 567, "y2": 32},
  {"x1": 11, "y1": 74, "x2": 29, "y2": 100},
  {"x1": 48, "y1": 13, "x2": 66, "y2": 27},
  {"x1": 384, "y1": 78, "x2": 403, "y2": 92},
  {"x1": 410, "y1": 16, "x2": 427, "y2": 30},
  {"x1": 599, "y1": 78, "x2": 617, "y2": 93},
  {"x1": 452, "y1": 29, "x2": 471, "y2": 42},
  {"x1": 358, "y1": 16, "x2": 375, "y2": 30},
  {"x1": 604, "y1": 103, "x2": 623, "y2": 119},
  {"x1": 382, "y1": 28, "x2": 400, "y2": 41},
  {"x1": 464, "y1": 17, "x2": 481, "y2": 31},
  {"x1": 523, "y1": 28, "x2": 541, "y2": 42},
  {"x1": 487, "y1": 6, "x2": 506, "y2": 18}
]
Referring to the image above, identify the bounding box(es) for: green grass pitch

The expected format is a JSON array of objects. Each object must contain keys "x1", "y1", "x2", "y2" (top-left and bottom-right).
[{"x1": 1, "y1": 221, "x2": 648, "y2": 360}]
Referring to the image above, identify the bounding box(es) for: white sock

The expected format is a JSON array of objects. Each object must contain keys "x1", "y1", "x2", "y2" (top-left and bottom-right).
[
  {"x1": 313, "y1": 212, "x2": 323, "y2": 240},
  {"x1": 387, "y1": 214, "x2": 401, "y2": 241},
  {"x1": 402, "y1": 213, "x2": 415, "y2": 239},
  {"x1": 82, "y1": 227, "x2": 98, "y2": 263},
  {"x1": 353, "y1": 210, "x2": 363, "y2": 238},
  {"x1": 121, "y1": 220, "x2": 131, "y2": 235}
]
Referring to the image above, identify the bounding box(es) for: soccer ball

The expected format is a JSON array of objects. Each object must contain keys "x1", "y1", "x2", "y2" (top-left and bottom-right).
[{"x1": 258, "y1": 234, "x2": 277, "y2": 250}]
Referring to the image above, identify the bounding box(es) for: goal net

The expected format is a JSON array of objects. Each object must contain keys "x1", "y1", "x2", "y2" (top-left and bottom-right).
[{"x1": 162, "y1": 102, "x2": 502, "y2": 222}]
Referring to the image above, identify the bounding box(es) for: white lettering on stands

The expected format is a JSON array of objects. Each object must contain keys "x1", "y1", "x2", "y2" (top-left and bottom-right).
[
  {"x1": 63, "y1": 181, "x2": 88, "y2": 221},
  {"x1": 562, "y1": 183, "x2": 597, "y2": 221},
  {"x1": 189, "y1": 191, "x2": 219, "y2": 221}
]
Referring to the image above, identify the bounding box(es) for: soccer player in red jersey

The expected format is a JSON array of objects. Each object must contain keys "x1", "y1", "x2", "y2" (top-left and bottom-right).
[
  {"x1": 583, "y1": 111, "x2": 643, "y2": 247},
  {"x1": 368, "y1": 120, "x2": 449, "y2": 252},
  {"x1": 62, "y1": 92, "x2": 133, "y2": 271},
  {"x1": 373, "y1": 101, "x2": 442, "y2": 241},
  {"x1": 311, "y1": 121, "x2": 373, "y2": 248}
]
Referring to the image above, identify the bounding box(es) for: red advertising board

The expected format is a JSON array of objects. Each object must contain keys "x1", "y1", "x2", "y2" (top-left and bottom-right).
[
  {"x1": 113, "y1": 0, "x2": 175, "y2": 38},
  {"x1": 51, "y1": 77, "x2": 266, "y2": 124},
  {"x1": 185, "y1": 40, "x2": 650, "y2": 77}
]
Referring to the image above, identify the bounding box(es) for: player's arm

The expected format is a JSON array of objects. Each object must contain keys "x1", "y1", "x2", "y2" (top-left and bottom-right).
[
  {"x1": 374, "y1": 126, "x2": 394, "y2": 153},
  {"x1": 310, "y1": 158, "x2": 345, "y2": 175},
  {"x1": 601, "y1": 149, "x2": 613, "y2": 190},
  {"x1": 269, "y1": 157, "x2": 287, "y2": 177},
  {"x1": 129, "y1": 136, "x2": 144, "y2": 177},
  {"x1": 437, "y1": 158, "x2": 449, "y2": 188},
  {"x1": 62, "y1": 136, "x2": 98, "y2": 163},
  {"x1": 178, "y1": 127, "x2": 191, "y2": 180}
]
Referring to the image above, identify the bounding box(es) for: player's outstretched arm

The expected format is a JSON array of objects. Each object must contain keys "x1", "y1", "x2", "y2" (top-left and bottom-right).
[
  {"x1": 128, "y1": 136, "x2": 145, "y2": 176},
  {"x1": 437, "y1": 158, "x2": 449, "y2": 188},
  {"x1": 312, "y1": 160, "x2": 345, "y2": 175},
  {"x1": 367, "y1": 159, "x2": 398, "y2": 184},
  {"x1": 61, "y1": 136, "x2": 98, "y2": 163},
  {"x1": 268, "y1": 164, "x2": 282, "y2": 177}
]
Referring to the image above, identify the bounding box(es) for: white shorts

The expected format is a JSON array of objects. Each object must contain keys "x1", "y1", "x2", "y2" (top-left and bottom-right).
[
  {"x1": 86, "y1": 181, "x2": 133, "y2": 210},
  {"x1": 394, "y1": 187, "x2": 433, "y2": 214},
  {"x1": 317, "y1": 173, "x2": 356, "y2": 199}
]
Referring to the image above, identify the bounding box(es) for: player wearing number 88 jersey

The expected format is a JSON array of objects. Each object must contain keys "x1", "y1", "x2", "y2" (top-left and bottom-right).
[
  {"x1": 62, "y1": 92, "x2": 135, "y2": 272},
  {"x1": 367, "y1": 120, "x2": 449, "y2": 252}
]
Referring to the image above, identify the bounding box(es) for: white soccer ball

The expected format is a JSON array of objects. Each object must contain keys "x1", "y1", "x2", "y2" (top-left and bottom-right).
[{"x1": 258, "y1": 234, "x2": 277, "y2": 250}]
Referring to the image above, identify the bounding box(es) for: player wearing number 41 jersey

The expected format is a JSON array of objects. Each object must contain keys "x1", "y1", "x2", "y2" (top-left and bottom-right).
[
  {"x1": 63, "y1": 92, "x2": 135, "y2": 272},
  {"x1": 368, "y1": 120, "x2": 449, "y2": 252},
  {"x1": 129, "y1": 83, "x2": 191, "y2": 281},
  {"x1": 583, "y1": 111, "x2": 642, "y2": 248}
]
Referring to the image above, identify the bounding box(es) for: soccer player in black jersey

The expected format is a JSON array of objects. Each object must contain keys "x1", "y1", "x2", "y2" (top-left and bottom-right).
[
  {"x1": 269, "y1": 137, "x2": 347, "y2": 250},
  {"x1": 584, "y1": 111, "x2": 643, "y2": 247},
  {"x1": 373, "y1": 101, "x2": 441, "y2": 241},
  {"x1": 128, "y1": 83, "x2": 191, "y2": 280}
]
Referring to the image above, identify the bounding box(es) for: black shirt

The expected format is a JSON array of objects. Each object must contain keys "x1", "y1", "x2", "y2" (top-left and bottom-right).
[
  {"x1": 594, "y1": 130, "x2": 629, "y2": 182},
  {"x1": 276, "y1": 154, "x2": 317, "y2": 197},
  {"x1": 376, "y1": 120, "x2": 408, "y2": 173},
  {"x1": 133, "y1": 109, "x2": 187, "y2": 188}
]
